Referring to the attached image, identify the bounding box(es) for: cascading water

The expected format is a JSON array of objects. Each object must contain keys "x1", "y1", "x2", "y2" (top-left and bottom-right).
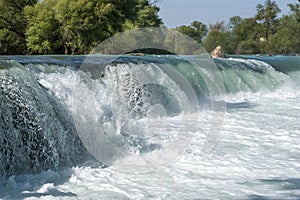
[
  {"x1": 0, "y1": 55, "x2": 299, "y2": 199},
  {"x1": 213, "y1": 58, "x2": 290, "y2": 93},
  {"x1": 62, "y1": 57, "x2": 209, "y2": 168},
  {"x1": 0, "y1": 60, "x2": 94, "y2": 178},
  {"x1": 0, "y1": 55, "x2": 294, "y2": 176}
]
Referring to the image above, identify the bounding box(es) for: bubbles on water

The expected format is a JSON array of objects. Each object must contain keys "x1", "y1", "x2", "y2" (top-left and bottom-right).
[{"x1": 72, "y1": 27, "x2": 226, "y2": 173}]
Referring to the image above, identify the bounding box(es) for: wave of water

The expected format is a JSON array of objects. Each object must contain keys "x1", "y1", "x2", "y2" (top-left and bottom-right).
[{"x1": 0, "y1": 55, "x2": 299, "y2": 199}]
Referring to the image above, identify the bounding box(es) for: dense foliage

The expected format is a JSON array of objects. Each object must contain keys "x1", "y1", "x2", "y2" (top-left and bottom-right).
[
  {"x1": 0, "y1": 0, "x2": 37, "y2": 54},
  {"x1": 0, "y1": 0, "x2": 161, "y2": 54},
  {"x1": 0, "y1": 0, "x2": 299, "y2": 55},
  {"x1": 175, "y1": 0, "x2": 300, "y2": 55},
  {"x1": 202, "y1": 0, "x2": 300, "y2": 55}
]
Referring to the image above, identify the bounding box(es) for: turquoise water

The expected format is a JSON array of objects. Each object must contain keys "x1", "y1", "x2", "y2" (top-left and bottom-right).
[{"x1": 0, "y1": 55, "x2": 299, "y2": 199}]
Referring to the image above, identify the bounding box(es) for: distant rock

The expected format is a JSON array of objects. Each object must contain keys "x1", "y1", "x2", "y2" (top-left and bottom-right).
[{"x1": 211, "y1": 46, "x2": 224, "y2": 58}]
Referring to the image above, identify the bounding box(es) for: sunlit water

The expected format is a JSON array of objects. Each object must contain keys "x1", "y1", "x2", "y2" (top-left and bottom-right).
[
  {"x1": 1, "y1": 87, "x2": 299, "y2": 200},
  {"x1": 0, "y1": 55, "x2": 300, "y2": 200}
]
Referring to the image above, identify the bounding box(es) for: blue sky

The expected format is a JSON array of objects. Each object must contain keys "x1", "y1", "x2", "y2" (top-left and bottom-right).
[{"x1": 157, "y1": 0, "x2": 299, "y2": 27}]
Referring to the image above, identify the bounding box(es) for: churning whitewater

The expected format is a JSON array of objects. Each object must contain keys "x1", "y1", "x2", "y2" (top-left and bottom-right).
[{"x1": 0, "y1": 55, "x2": 299, "y2": 199}]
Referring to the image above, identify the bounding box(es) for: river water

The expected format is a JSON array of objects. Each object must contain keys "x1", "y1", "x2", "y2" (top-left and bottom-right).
[{"x1": 0, "y1": 55, "x2": 299, "y2": 199}]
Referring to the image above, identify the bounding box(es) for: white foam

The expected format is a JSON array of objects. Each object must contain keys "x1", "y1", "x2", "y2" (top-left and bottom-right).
[{"x1": 5, "y1": 62, "x2": 299, "y2": 199}]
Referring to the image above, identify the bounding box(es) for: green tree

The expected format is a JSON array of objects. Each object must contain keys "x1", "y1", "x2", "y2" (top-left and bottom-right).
[
  {"x1": 288, "y1": 3, "x2": 300, "y2": 23},
  {"x1": 54, "y1": 0, "x2": 124, "y2": 54},
  {"x1": 232, "y1": 18, "x2": 260, "y2": 54},
  {"x1": 0, "y1": 0, "x2": 37, "y2": 54},
  {"x1": 287, "y1": 3, "x2": 300, "y2": 53},
  {"x1": 25, "y1": 0, "x2": 162, "y2": 54},
  {"x1": 267, "y1": 3, "x2": 300, "y2": 54},
  {"x1": 25, "y1": 0, "x2": 62, "y2": 54},
  {"x1": 225, "y1": 16, "x2": 244, "y2": 53},
  {"x1": 204, "y1": 21, "x2": 234, "y2": 54},
  {"x1": 233, "y1": 18, "x2": 259, "y2": 42},
  {"x1": 255, "y1": 0, "x2": 281, "y2": 41},
  {"x1": 121, "y1": 0, "x2": 162, "y2": 29},
  {"x1": 228, "y1": 16, "x2": 242, "y2": 31},
  {"x1": 175, "y1": 20, "x2": 207, "y2": 44},
  {"x1": 236, "y1": 40, "x2": 260, "y2": 54},
  {"x1": 135, "y1": 0, "x2": 162, "y2": 27}
]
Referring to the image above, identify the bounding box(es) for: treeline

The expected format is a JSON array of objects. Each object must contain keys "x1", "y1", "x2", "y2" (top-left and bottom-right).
[
  {"x1": 0, "y1": 0, "x2": 162, "y2": 55},
  {"x1": 0, "y1": 0, "x2": 299, "y2": 55},
  {"x1": 177, "y1": 0, "x2": 300, "y2": 55}
]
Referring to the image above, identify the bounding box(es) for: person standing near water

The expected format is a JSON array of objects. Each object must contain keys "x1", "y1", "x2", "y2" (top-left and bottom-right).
[{"x1": 211, "y1": 46, "x2": 225, "y2": 58}]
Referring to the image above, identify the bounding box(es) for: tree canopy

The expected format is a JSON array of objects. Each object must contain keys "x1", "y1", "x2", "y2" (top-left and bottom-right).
[
  {"x1": 24, "y1": 0, "x2": 162, "y2": 54},
  {"x1": 0, "y1": 0, "x2": 299, "y2": 55},
  {"x1": 0, "y1": 0, "x2": 37, "y2": 54},
  {"x1": 200, "y1": 0, "x2": 300, "y2": 55},
  {"x1": 175, "y1": 21, "x2": 207, "y2": 44},
  {"x1": 0, "y1": 0, "x2": 162, "y2": 54}
]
